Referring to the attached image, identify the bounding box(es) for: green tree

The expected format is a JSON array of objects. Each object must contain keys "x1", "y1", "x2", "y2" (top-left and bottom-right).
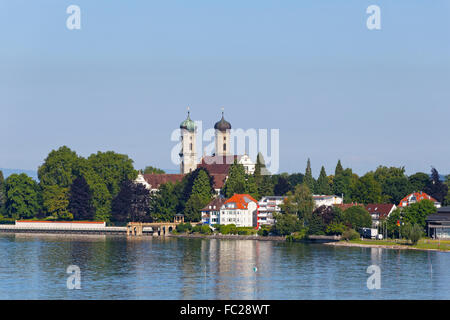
[
  {"x1": 342, "y1": 206, "x2": 372, "y2": 230},
  {"x1": 78, "y1": 162, "x2": 112, "y2": 221},
  {"x1": 149, "y1": 182, "x2": 180, "y2": 222},
  {"x1": 281, "y1": 184, "x2": 315, "y2": 222},
  {"x1": 287, "y1": 173, "x2": 304, "y2": 190},
  {"x1": 274, "y1": 175, "x2": 291, "y2": 196},
  {"x1": 38, "y1": 146, "x2": 82, "y2": 188},
  {"x1": 408, "y1": 172, "x2": 430, "y2": 192},
  {"x1": 304, "y1": 158, "x2": 316, "y2": 193},
  {"x1": 184, "y1": 170, "x2": 214, "y2": 222},
  {"x1": 335, "y1": 160, "x2": 344, "y2": 176},
  {"x1": 129, "y1": 183, "x2": 151, "y2": 222},
  {"x1": 271, "y1": 213, "x2": 303, "y2": 236},
  {"x1": 349, "y1": 172, "x2": 383, "y2": 204},
  {"x1": 5, "y1": 174, "x2": 41, "y2": 220},
  {"x1": 143, "y1": 166, "x2": 165, "y2": 174},
  {"x1": 373, "y1": 166, "x2": 412, "y2": 204},
  {"x1": 245, "y1": 174, "x2": 260, "y2": 200},
  {"x1": 316, "y1": 166, "x2": 331, "y2": 195},
  {"x1": 0, "y1": 170, "x2": 5, "y2": 215},
  {"x1": 112, "y1": 180, "x2": 135, "y2": 223},
  {"x1": 222, "y1": 162, "x2": 247, "y2": 198},
  {"x1": 111, "y1": 180, "x2": 151, "y2": 222},
  {"x1": 87, "y1": 151, "x2": 138, "y2": 199},
  {"x1": 307, "y1": 213, "x2": 326, "y2": 235},
  {"x1": 424, "y1": 168, "x2": 448, "y2": 204},
  {"x1": 43, "y1": 185, "x2": 72, "y2": 220},
  {"x1": 258, "y1": 175, "x2": 274, "y2": 197},
  {"x1": 403, "y1": 223, "x2": 423, "y2": 245},
  {"x1": 386, "y1": 208, "x2": 402, "y2": 238},
  {"x1": 333, "y1": 167, "x2": 354, "y2": 202},
  {"x1": 68, "y1": 176, "x2": 94, "y2": 220},
  {"x1": 402, "y1": 199, "x2": 436, "y2": 229},
  {"x1": 191, "y1": 169, "x2": 214, "y2": 201},
  {"x1": 254, "y1": 152, "x2": 271, "y2": 176},
  {"x1": 445, "y1": 175, "x2": 450, "y2": 206}
]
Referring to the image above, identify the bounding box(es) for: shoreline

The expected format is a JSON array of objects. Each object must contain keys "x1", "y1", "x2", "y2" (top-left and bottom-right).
[
  {"x1": 168, "y1": 233, "x2": 287, "y2": 241},
  {"x1": 325, "y1": 241, "x2": 450, "y2": 252}
]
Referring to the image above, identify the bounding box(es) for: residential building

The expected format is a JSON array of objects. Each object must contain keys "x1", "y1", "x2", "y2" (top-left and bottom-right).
[
  {"x1": 219, "y1": 194, "x2": 259, "y2": 228},
  {"x1": 365, "y1": 203, "x2": 397, "y2": 227},
  {"x1": 398, "y1": 191, "x2": 441, "y2": 208},
  {"x1": 426, "y1": 206, "x2": 450, "y2": 239},
  {"x1": 313, "y1": 195, "x2": 343, "y2": 208},
  {"x1": 201, "y1": 197, "x2": 227, "y2": 226},
  {"x1": 257, "y1": 196, "x2": 285, "y2": 227}
]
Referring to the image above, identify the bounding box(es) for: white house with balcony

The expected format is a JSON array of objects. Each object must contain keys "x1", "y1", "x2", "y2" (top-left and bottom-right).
[{"x1": 257, "y1": 196, "x2": 285, "y2": 227}]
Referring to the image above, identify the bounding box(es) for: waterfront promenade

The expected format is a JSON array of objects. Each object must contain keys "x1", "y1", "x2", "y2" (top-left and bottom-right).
[{"x1": 0, "y1": 224, "x2": 127, "y2": 235}]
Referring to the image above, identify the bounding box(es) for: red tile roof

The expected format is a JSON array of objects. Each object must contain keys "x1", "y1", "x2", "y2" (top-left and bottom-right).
[
  {"x1": 143, "y1": 174, "x2": 185, "y2": 189},
  {"x1": 143, "y1": 173, "x2": 227, "y2": 190},
  {"x1": 365, "y1": 204, "x2": 396, "y2": 219},
  {"x1": 398, "y1": 191, "x2": 438, "y2": 207},
  {"x1": 210, "y1": 173, "x2": 227, "y2": 189},
  {"x1": 198, "y1": 155, "x2": 244, "y2": 175},
  {"x1": 224, "y1": 194, "x2": 258, "y2": 210}
]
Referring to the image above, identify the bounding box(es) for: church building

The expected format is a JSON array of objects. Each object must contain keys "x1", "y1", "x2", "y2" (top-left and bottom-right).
[
  {"x1": 136, "y1": 109, "x2": 256, "y2": 194},
  {"x1": 179, "y1": 109, "x2": 255, "y2": 175}
]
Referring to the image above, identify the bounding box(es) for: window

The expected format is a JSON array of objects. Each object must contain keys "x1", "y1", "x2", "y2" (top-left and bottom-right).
[
  {"x1": 223, "y1": 143, "x2": 226, "y2": 151},
  {"x1": 190, "y1": 143, "x2": 192, "y2": 151},
  {"x1": 223, "y1": 137, "x2": 226, "y2": 141}
]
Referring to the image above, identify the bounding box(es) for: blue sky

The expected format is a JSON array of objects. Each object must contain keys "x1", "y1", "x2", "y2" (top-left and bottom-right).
[{"x1": 1, "y1": 0, "x2": 449, "y2": 177}]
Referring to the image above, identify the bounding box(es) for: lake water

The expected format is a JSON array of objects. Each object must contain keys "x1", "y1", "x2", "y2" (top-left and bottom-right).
[{"x1": 0, "y1": 233, "x2": 449, "y2": 299}]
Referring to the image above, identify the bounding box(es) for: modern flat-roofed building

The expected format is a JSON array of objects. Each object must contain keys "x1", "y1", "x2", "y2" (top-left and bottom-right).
[
  {"x1": 426, "y1": 206, "x2": 450, "y2": 239},
  {"x1": 258, "y1": 196, "x2": 285, "y2": 227}
]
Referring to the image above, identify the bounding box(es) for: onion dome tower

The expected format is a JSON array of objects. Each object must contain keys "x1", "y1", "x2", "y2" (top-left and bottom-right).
[
  {"x1": 214, "y1": 108, "x2": 231, "y2": 156},
  {"x1": 179, "y1": 107, "x2": 197, "y2": 174}
]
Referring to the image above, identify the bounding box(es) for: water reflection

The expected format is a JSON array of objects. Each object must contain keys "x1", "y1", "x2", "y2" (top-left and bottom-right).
[{"x1": 0, "y1": 234, "x2": 449, "y2": 299}]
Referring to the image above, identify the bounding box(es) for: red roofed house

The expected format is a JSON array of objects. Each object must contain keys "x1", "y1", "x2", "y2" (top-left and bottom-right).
[
  {"x1": 398, "y1": 191, "x2": 441, "y2": 208},
  {"x1": 219, "y1": 194, "x2": 259, "y2": 228},
  {"x1": 365, "y1": 203, "x2": 397, "y2": 227}
]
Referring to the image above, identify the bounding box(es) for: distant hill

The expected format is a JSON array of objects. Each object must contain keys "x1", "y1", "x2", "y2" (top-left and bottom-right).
[{"x1": 0, "y1": 168, "x2": 39, "y2": 181}]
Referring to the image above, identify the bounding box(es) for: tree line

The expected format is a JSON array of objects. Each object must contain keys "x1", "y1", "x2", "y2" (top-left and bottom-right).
[
  {"x1": 0, "y1": 147, "x2": 448, "y2": 225},
  {"x1": 268, "y1": 182, "x2": 437, "y2": 244},
  {"x1": 249, "y1": 156, "x2": 449, "y2": 206}
]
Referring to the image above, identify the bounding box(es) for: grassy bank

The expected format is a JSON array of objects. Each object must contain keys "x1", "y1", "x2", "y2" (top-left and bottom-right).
[{"x1": 337, "y1": 238, "x2": 450, "y2": 252}]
